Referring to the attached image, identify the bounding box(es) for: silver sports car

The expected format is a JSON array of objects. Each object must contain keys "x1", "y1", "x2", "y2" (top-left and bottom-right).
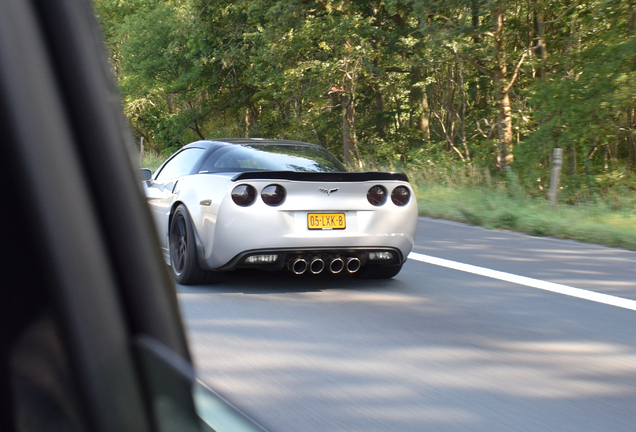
[{"x1": 142, "y1": 138, "x2": 418, "y2": 284}]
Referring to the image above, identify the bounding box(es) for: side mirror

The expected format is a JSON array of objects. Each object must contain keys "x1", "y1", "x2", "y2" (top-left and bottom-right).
[{"x1": 140, "y1": 168, "x2": 152, "y2": 181}]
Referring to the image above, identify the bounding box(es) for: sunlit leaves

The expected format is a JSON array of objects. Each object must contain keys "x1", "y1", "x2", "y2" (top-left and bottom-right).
[{"x1": 93, "y1": 0, "x2": 636, "y2": 193}]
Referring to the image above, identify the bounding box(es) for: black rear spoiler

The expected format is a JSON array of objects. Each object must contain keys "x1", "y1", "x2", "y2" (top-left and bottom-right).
[{"x1": 231, "y1": 171, "x2": 409, "y2": 182}]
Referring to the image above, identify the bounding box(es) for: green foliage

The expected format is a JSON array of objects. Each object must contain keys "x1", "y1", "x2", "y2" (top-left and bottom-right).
[
  {"x1": 141, "y1": 149, "x2": 166, "y2": 171},
  {"x1": 514, "y1": 0, "x2": 636, "y2": 195},
  {"x1": 415, "y1": 176, "x2": 636, "y2": 251},
  {"x1": 93, "y1": 0, "x2": 636, "y2": 199}
]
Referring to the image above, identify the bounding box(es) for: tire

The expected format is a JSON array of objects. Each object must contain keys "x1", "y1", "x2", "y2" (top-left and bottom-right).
[
  {"x1": 356, "y1": 263, "x2": 403, "y2": 279},
  {"x1": 169, "y1": 204, "x2": 222, "y2": 285}
]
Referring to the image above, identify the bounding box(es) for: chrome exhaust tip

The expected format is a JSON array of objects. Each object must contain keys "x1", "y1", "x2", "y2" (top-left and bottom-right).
[
  {"x1": 329, "y1": 257, "x2": 344, "y2": 274},
  {"x1": 345, "y1": 257, "x2": 361, "y2": 274},
  {"x1": 310, "y1": 258, "x2": 325, "y2": 274},
  {"x1": 290, "y1": 258, "x2": 308, "y2": 275}
]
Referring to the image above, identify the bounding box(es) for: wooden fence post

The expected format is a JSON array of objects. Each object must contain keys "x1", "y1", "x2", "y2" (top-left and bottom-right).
[
  {"x1": 549, "y1": 148, "x2": 563, "y2": 210},
  {"x1": 139, "y1": 136, "x2": 144, "y2": 167}
]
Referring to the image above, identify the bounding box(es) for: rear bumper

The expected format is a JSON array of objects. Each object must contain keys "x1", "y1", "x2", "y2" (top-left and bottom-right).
[
  {"x1": 215, "y1": 246, "x2": 404, "y2": 272},
  {"x1": 194, "y1": 179, "x2": 418, "y2": 270}
]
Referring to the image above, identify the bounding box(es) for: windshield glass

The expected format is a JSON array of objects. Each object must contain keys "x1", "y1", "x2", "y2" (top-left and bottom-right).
[{"x1": 198, "y1": 144, "x2": 346, "y2": 173}]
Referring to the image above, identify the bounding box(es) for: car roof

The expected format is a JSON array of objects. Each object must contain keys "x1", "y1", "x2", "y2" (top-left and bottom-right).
[{"x1": 185, "y1": 138, "x2": 327, "y2": 150}]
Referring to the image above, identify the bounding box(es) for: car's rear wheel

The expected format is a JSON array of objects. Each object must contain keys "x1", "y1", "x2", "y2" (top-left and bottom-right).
[
  {"x1": 356, "y1": 263, "x2": 403, "y2": 279},
  {"x1": 169, "y1": 204, "x2": 222, "y2": 285}
]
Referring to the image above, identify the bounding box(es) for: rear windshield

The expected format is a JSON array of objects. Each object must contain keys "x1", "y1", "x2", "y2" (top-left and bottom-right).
[{"x1": 198, "y1": 144, "x2": 346, "y2": 173}]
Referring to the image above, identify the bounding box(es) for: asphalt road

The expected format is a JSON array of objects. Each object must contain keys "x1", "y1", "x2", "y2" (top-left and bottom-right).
[{"x1": 177, "y1": 217, "x2": 636, "y2": 432}]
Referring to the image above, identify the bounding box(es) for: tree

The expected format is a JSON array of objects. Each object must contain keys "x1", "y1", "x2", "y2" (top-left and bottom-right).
[{"x1": 93, "y1": 0, "x2": 636, "y2": 198}]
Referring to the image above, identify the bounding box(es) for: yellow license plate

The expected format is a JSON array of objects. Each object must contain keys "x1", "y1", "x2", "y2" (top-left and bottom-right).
[{"x1": 307, "y1": 213, "x2": 346, "y2": 230}]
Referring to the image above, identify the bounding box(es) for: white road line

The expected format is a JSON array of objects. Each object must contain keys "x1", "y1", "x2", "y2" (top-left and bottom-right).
[{"x1": 408, "y1": 252, "x2": 636, "y2": 312}]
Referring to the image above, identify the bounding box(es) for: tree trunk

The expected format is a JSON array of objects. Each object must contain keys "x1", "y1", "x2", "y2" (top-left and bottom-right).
[
  {"x1": 450, "y1": 2, "x2": 525, "y2": 170},
  {"x1": 409, "y1": 66, "x2": 430, "y2": 145},
  {"x1": 454, "y1": 52, "x2": 469, "y2": 160},
  {"x1": 186, "y1": 100, "x2": 205, "y2": 140},
  {"x1": 244, "y1": 108, "x2": 250, "y2": 138},
  {"x1": 629, "y1": 109, "x2": 636, "y2": 169},
  {"x1": 471, "y1": 0, "x2": 481, "y2": 43},
  {"x1": 532, "y1": 0, "x2": 547, "y2": 79},
  {"x1": 244, "y1": 101, "x2": 258, "y2": 138},
  {"x1": 341, "y1": 51, "x2": 360, "y2": 166},
  {"x1": 445, "y1": 63, "x2": 456, "y2": 153},
  {"x1": 419, "y1": 93, "x2": 431, "y2": 142},
  {"x1": 613, "y1": 130, "x2": 619, "y2": 164},
  {"x1": 493, "y1": 76, "x2": 513, "y2": 170},
  {"x1": 375, "y1": 91, "x2": 386, "y2": 139},
  {"x1": 492, "y1": 4, "x2": 513, "y2": 170},
  {"x1": 343, "y1": 93, "x2": 358, "y2": 164},
  {"x1": 191, "y1": 118, "x2": 205, "y2": 140},
  {"x1": 371, "y1": 52, "x2": 387, "y2": 139}
]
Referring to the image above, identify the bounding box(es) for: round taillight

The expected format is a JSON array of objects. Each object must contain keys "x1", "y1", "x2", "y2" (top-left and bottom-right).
[
  {"x1": 367, "y1": 185, "x2": 387, "y2": 206},
  {"x1": 261, "y1": 184, "x2": 286, "y2": 206},
  {"x1": 391, "y1": 186, "x2": 410, "y2": 206},
  {"x1": 231, "y1": 184, "x2": 257, "y2": 206}
]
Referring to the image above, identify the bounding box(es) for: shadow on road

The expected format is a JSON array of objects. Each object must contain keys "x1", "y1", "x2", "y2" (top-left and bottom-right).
[{"x1": 177, "y1": 268, "x2": 399, "y2": 294}]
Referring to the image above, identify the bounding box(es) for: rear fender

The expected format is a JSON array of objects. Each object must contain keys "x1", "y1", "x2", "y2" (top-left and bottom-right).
[
  {"x1": 170, "y1": 175, "x2": 233, "y2": 270},
  {"x1": 168, "y1": 202, "x2": 211, "y2": 271}
]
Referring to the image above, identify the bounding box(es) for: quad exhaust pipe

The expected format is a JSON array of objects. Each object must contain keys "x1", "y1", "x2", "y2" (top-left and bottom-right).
[
  {"x1": 329, "y1": 257, "x2": 344, "y2": 274},
  {"x1": 310, "y1": 258, "x2": 325, "y2": 274},
  {"x1": 345, "y1": 257, "x2": 361, "y2": 274},
  {"x1": 289, "y1": 256, "x2": 360, "y2": 275},
  {"x1": 290, "y1": 258, "x2": 308, "y2": 275}
]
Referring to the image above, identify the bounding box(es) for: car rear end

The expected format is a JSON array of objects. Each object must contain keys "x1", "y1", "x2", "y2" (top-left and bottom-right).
[{"x1": 207, "y1": 171, "x2": 418, "y2": 275}]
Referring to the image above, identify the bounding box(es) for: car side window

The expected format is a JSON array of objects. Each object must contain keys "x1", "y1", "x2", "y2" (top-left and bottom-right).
[{"x1": 155, "y1": 148, "x2": 205, "y2": 181}]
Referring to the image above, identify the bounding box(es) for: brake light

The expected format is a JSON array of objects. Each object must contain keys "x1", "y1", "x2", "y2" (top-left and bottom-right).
[
  {"x1": 231, "y1": 184, "x2": 257, "y2": 206},
  {"x1": 367, "y1": 185, "x2": 387, "y2": 206},
  {"x1": 261, "y1": 184, "x2": 286, "y2": 206},
  {"x1": 391, "y1": 186, "x2": 410, "y2": 206}
]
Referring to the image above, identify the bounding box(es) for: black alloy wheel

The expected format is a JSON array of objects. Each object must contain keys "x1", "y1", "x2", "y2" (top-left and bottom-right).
[
  {"x1": 169, "y1": 204, "x2": 222, "y2": 285},
  {"x1": 171, "y1": 213, "x2": 188, "y2": 276}
]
